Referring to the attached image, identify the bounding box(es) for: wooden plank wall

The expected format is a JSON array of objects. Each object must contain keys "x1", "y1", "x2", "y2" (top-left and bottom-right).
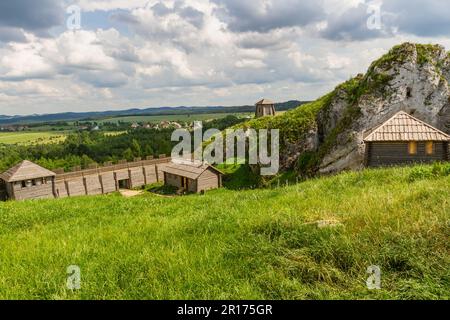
[
  {"x1": 84, "y1": 175, "x2": 103, "y2": 195},
  {"x1": 367, "y1": 142, "x2": 447, "y2": 167},
  {"x1": 114, "y1": 170, "x2": 129, "y2": 181},
  {"x1": 143, "y1": 165, "x2": 158, "y2": 184},
  {"x1": 13, "y1": 183, "x2": 54, "y2": 201},
  {"x1": 165, "y1": 173, "x2": 183, "y2": 188},
  {"x1": 55, "y1": 180, "x2": 68, "y2": 198},
  {"x1": 129, "y1": 167, "x2": 145, "y2": 188},
  {"x1": 446, "y1": 142, "x2": 449, "y2": 161},
  {"x1": 66, "y1": 178, "x2": 86, "y2": 197},
  {"x1": 188, "y1": 179, "x2": 197, "y2": 193},
  {"x1": 197, "y1": 168, "x2": 220, "y2": 192},
  {"x1": 51, "y1": 157, "x2": 171, "y2": 199},
  {"x1": 99, "y1": 172, "x2": 116, "y2": 194}
]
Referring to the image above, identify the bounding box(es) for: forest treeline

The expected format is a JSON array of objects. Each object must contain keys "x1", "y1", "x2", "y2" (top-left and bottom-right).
[{"x1": 0, "y1": 115, "x2": 246, "y2": 172}]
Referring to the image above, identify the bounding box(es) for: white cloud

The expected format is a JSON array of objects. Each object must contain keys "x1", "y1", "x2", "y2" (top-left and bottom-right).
[
  {"x1": 76, "y1": 0, "x2": 150, "y2": 12},
  {"x1": 326, "y1": 54, "x2": 352, "y2": 70},
  {"x1": 0, "y1": 40, "x2": 55, "y2": 80},
  {"x1": 56, "y1": 30, "x2": 117, "y2": 70},
  {"x1": 0, "y1": 0, "x2": 449, "y2": 115},
  {"x1": 235, "y1": 59, "x2": 266, "y2": 69}
]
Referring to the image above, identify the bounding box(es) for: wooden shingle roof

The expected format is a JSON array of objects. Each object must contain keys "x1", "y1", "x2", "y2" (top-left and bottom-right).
[
  {"x1": 364, "y1": 111, "x2": 450, "y2": 142},
  {"x1": 256, "y1": 98, "x2": 274, "y2": 105},
  {"x1": 0, "y1": 160, "x2": 56, "y2": 182},
  {"x1": 159, "y1": 161, "x2": 223, "y2": 180}
]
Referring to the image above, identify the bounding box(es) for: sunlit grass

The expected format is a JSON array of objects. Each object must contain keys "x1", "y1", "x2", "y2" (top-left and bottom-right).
[
  {"x1": 0, "y1": 132, "x2": 67, "y2": 145},
  {"x1": 0, "y1": 165, "x2": 448, "y2": 300}
]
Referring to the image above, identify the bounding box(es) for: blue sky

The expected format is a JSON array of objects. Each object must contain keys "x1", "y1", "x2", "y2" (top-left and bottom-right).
[{"x1": 0, "y1": 0, "x2": 450, "y2": 115}]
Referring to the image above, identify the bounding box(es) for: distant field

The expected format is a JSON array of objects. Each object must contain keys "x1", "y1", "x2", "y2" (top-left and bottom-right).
[
  {"x1": 0, "y1": 131, "x2": 130, "y2": 145},
  {"x1": 94, "y1": 113, "x2": 252, "y2": 124},
  {"x1": 104, "y1": 131, "x2": 127, "y2": 137},
  {"x1": 0, "y1": 132, "x2": 67, "y2": 145}
]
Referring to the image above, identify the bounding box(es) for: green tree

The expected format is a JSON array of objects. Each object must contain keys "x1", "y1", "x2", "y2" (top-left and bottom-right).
[
  {"x1": 143, "y1": 144, "x2": 154, "y2": 157},
  {"x1": 81, "y1": 154, "x2": 95, "y2": 168},
  {"x1": 123, "y1": 148, "x2": 133, "y2": 161},
  {"x1": 131, "y1": 139, "x2": 142, "y2": 157}
]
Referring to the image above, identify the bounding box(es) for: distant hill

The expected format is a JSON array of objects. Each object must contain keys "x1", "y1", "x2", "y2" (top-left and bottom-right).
[{"x1": 0, "y1": 100, "x2": 306, "y2": 125}]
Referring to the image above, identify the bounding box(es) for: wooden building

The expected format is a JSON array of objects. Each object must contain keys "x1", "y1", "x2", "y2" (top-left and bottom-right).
[
  {"x1": 364, "y1": 111, "x2": 450, "y2": 167},
  {"x1": 0, "y1": 160, "x2": 56, "y2": 201},
  {"x1": 159, "y1": 161, "x2": 223, "y2": 193},
  {"x1": 0, "y1": 156, "x2": 171, "y2": 201},
  {"x1": 255, "y1": 99, "x2": 276, "y2": 118}
]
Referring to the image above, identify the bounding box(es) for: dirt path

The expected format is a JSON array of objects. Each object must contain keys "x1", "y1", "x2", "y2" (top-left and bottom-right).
[{"x1": 119, "y1": 189, "x2": 144, "y2": 198}]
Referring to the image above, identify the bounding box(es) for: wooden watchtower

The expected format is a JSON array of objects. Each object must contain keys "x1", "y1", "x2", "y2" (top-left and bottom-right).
[{"x1": 255, "y1": 99, "x2": 276, "y2": 118}]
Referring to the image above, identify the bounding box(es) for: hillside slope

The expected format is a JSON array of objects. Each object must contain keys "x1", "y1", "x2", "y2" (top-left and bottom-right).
[
  {"x1": 242, "y1": 43, "x2": 450, "y2": 175},
  {"x1": 0, "y1": 165, "x2": 448, "y2": 299}
]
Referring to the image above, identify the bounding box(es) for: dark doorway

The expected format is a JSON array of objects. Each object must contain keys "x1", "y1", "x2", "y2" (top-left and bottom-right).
[
  {"x1": 0, "y1": 180, "x2": 7, "y2": 201},
  {"x1": 118, "y1": 179, "x2": 131, "y2": 189},
  {"x1": 180, "y1": 177, "x2": 189, "y2": 190}
]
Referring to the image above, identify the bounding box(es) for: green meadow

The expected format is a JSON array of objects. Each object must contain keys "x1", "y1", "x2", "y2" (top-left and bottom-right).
[
  {"x1": 0, "y1": 165, "x2": 448, "y2": 300},
  {"x1": 0, "y1": 132, "x2": 67, "y2": 145}
]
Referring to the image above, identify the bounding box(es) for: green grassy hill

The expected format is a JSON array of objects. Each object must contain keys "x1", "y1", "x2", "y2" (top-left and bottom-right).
[{"x1": 0, "y1": 165, "x2": 449, "y2": 299}]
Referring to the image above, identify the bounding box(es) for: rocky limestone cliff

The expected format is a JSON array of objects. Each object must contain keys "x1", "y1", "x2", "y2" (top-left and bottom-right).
[
  {"x1": 318, "y1": 43, "x2": 450, "y2": 174},
  {"x1": 240, "y1": 43, "x2": 450, "y2": 177}
]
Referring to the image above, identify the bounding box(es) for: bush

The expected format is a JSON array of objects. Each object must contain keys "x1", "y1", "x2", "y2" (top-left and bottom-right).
[
  {"x1": 145, "y1": 183, "x2": 179, "y2": 195},
  {"x1": 431, "y1": 162, "x2": 450, "y2": 176},
  {"x1": 408, "y1": 163, "x2": 450, "y2": 182}
]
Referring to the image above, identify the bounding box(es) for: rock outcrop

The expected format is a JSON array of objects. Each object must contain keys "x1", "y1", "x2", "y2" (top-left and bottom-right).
[
  {"x1": 242, "y1": 43, "x2": 450, "y2": 176},
  {"x1": 318, "y1": 43, "x2": 450, "y2": 174}
]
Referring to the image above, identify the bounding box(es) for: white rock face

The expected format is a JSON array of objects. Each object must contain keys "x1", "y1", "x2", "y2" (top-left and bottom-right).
[{"x1": 318, "y1": 43, "x2": 450, "y2": 174}]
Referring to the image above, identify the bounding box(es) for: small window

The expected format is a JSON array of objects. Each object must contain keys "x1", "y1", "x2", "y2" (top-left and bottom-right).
[
  {"x1": 22, "y1": 180, "x2": 33, "y2": 188},
  {"x1": 407, "y1": 87, "x2": 412, "y2": 98},
  {"x1": 408, "y1": 141, "x2": 418, "y2": 155},
  {"x1": 425, "y1": 141, "x2": 434, "y2": 155}
]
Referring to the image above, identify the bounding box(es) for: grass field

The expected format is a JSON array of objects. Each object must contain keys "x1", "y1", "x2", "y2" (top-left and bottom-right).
[
  {"x1": 0, "y1": 131, "x2": 128, "y2": 145},
  {"x1": 94, "y1": 113, "x2": 252, "y2": 124},
  {"x1": 0, "y1": 132, "x2": 67, "y2": 145},
  {"x1": 0, "y1": 166, "x2": 448, "y2": 299}
]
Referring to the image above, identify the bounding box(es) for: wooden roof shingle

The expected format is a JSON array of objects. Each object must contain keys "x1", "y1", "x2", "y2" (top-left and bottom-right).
[
  {"x1": 0, "y1": 160, "x2": 56, "y2": 182},
  {"x1": 256, "y1": 98, "x2": 274, "y2": 105},
  {"x1": 364, "y1": 111, "x2": 450, "y2": 142},
  {"x1": 159, "y1": 161, "x2": 223, "y2": 180}
]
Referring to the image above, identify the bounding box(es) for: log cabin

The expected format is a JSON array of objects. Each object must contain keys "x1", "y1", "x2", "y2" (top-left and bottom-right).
[
  {"x1": 364, "y1": 111, "x2": 450, "y2": 167},
  {"x1": 0, "y1": 160, "x2": 57, "y2": 201},
  {"x1": 159, "y1": 161, "x2": 223, "y2": 193}
]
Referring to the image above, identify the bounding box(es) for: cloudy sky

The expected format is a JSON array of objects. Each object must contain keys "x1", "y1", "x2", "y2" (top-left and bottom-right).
[{"x1": 0, "y1": 0, "x2": 449, "y2": 115}]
